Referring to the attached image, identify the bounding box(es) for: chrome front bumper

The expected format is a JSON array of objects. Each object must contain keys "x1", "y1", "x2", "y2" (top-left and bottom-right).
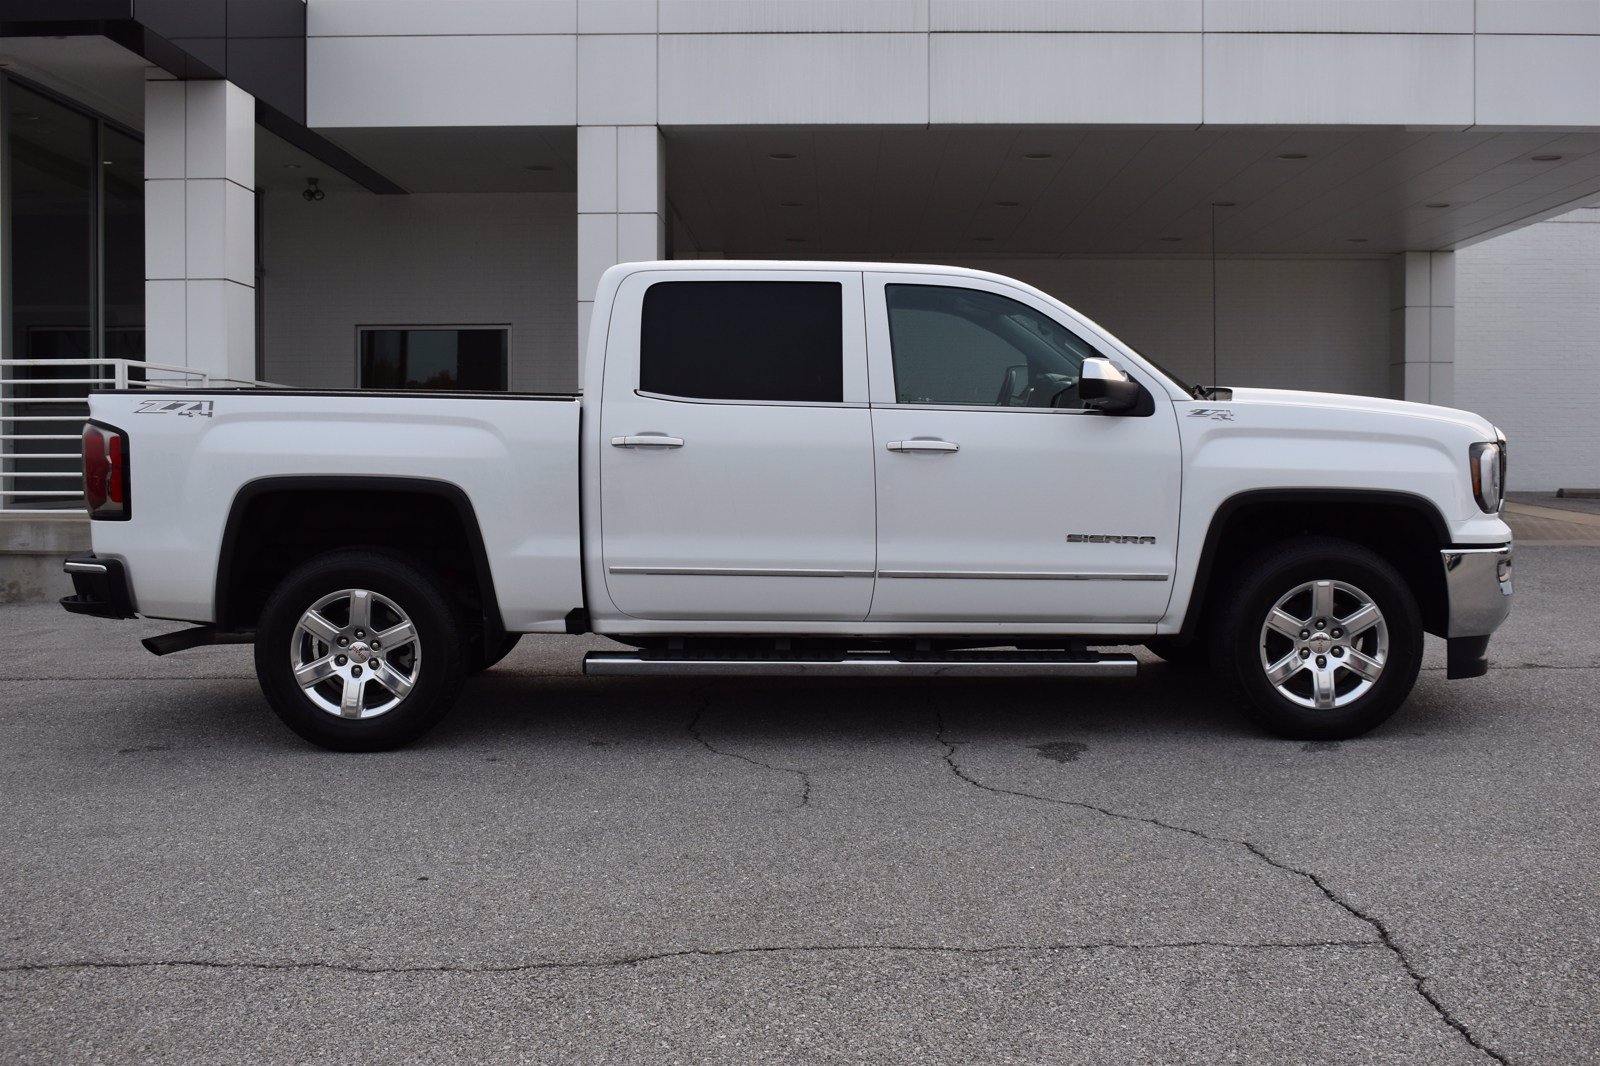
[
  {"x1": 1439, "y1": 544, "x2": 1512, "y2": 680},
  {"x1": 1440, "y1": 545, "x2": 1514, "y2": 638}
]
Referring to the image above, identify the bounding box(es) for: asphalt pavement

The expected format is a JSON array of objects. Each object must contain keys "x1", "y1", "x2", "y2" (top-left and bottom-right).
[{"x1": 1, "y1": 545, "x2": 1596, "y2": 1064}]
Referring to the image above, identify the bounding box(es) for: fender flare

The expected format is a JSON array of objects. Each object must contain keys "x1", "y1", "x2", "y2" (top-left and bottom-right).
[
  {"x1": 1178, "y1": 488, "x2": 1451, "y2": 641},
  {"x1": 214, "y1": 475, "x2": 504, "y2": 644}
]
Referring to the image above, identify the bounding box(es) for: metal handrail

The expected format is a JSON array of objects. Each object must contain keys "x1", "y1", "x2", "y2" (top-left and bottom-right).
[{"x1": 1, "y1": 357, "x2": 279, "y2": 515}]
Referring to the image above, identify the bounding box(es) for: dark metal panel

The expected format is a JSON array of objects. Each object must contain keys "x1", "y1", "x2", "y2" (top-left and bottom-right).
[
  {"x1": 131, "y1": 0, "x2": 224, "y2": 39},
  {"x1": 225, "y1": 0, "x2": 302, "y2": 38},
  {"x1": 0, "y1": 1, "x2": 132, "y2": 19}
]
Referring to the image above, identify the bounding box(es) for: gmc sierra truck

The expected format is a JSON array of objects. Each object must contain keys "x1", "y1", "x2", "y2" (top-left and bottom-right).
[{"x1": 61, "y1": 261, "x2": 1513, "y2": 750}]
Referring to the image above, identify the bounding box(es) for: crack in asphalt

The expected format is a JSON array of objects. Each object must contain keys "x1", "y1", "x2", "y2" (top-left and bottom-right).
[
  {"x1": 687, "y1": 698, "x2": 813, "y2": 809},
  {"x1": 934, "y1": 708, "x2": 1512, "y2": 1066},
  {"x1": 0, "y1": 939, "x2": 1382, "y2": 978}
]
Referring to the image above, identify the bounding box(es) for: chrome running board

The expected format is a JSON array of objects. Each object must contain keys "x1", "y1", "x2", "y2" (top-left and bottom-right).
[{"x1": 582, "y1": 649, "x2": 1138, "y2": 678}]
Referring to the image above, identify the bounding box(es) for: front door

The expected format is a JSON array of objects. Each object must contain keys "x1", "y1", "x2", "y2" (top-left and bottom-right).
[
  {"x1": 864, "y1": 273, "x2": 1182, "y2": 625},
  {"x1": 598, "y1": 269, "x2": 876, "y2": 622}
]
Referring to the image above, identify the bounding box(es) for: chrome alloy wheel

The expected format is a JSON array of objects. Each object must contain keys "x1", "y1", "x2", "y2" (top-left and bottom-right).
[
  {"x1": 1258, "y1": 579, "x2": 1389, "y2": 711},
  {"x1": 289, "y1": 588, "x2": 421, "y2": 720}
]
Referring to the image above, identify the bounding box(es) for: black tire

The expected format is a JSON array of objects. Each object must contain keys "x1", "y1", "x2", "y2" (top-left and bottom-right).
[
  {"x1": 255, "y1": 549, "x2": 467, "y2": 751},
  {"x1": 470, "y1": 633, "x2": 522, "y2": 673},
  {"x1": 1143, "y1": 638, "x2": 1208, "y2": 670},
  {"x1": 1211, "y1": 536, "x2": 1422, "y2": 740}
]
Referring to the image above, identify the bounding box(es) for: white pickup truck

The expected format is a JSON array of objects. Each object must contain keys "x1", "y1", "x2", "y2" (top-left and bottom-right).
[{"x1": 62, "y1": 261, "x2": 1513, "y2": 751}]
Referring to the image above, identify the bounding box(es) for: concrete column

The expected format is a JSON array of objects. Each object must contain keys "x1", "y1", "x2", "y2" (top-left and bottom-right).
[
  {"x1": 1389, "y1": 251, "x2": 1455, "y2": 405},
  {"x1": 577, "y1": 125, "x2": 665, "y2": 374},
  {"x1": 144, "y1": 73, "x2": 256, "y2": 382}
]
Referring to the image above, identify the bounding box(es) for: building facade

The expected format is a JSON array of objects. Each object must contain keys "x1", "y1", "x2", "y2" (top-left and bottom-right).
[{"x1": 1, "y1": 0, "x2": 1598, "y2": 496}]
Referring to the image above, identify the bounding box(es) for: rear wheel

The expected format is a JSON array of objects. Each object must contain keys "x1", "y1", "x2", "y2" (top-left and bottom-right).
[
  {"x1": 255, "y1": 550, "x2": 466, "y2": 751},
  {"x1": 1213, "y1": 537, "x2": 1422, "y2": 740}
]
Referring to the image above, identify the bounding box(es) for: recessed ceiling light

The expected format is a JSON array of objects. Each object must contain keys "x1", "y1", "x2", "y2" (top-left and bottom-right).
[
  {"x1": 1426, "y1": 202, "x2": 1450, "y2": 209},
  {"x1": 995, "y1": 200, "x2": 1020, "y2": 207},
  {"x1": 1159, "y1": 236, "x2": 1183, "y2": 242},
  {"x1": 102, "y1": 159, "x2": 114, "y2": 165},
  {"x1": 779, "y1": 200, "x2": 804, "y2": 208},
  {"x1": 769, "y1": 152, "x2": 798, "y2": 160},
  {"x1": 1277, "y1": 153, "x2": 1308, "y2": 161},
  {"x1": 1023, "y1": 152, "x2": 1053, "y2": 160},
  {"x1": 1347, "y1": 237, "x2": 1369, "y2": 243},
  {"x1": 1211, "y1": 200, "x2": 1237, "y2": 207},
  {"x1": 282, "y1": 163, "x2": 302, "y2": 170},
  {"x1": 1530, "y1": 154, "x2": 1562, "y2": 162},
  {"x1": 524, "y1": 164, "x2": 553, "y2": 172}
]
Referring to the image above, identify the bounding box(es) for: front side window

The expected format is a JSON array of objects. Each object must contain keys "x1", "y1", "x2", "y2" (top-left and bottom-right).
[
  {"x1": 359, "y1": 328, "x2": 508, "y2": 391},
  {"x1": 885, "y1": 284, "x2": 1102, "y2": 409},
  {"x1": 640, "y1": 281, "x2": 843, "y2": 403}
]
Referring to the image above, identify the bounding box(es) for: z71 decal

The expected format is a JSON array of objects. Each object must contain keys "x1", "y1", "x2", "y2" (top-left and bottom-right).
[{"x1": 135, "y1": 400, "x2": 214, "y2": 419}]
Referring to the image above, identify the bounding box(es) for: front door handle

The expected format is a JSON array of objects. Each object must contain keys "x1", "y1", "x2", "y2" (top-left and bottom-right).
[
  {"x1": 887, "y1": 439, "x2": 959, "y2": 453},
  {"x1": 611, "y1": 434, "x2": 684, "y2": 448}
]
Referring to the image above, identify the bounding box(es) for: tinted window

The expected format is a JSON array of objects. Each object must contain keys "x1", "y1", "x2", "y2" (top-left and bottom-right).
[
  {"x1": 359, "y1": 328, "x2": 508, "y2": 391},
  {"x1": 886, "y1": 285, "x2": 1101, "y2": 409},
  {"x1": 640, "y1": 281, "x2": 843, "y2": 403}
]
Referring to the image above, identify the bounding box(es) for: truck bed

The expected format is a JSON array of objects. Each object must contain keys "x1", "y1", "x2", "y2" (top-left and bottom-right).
[{"x1": 85, "y1": 389, "x2": 584, "y2": 631}]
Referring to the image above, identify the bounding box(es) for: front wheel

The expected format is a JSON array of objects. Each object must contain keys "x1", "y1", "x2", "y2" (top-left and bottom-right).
[
  {"x1": 255, "y1": 550, "x2": 467, "y2": 751},
  {"x1": 1212, "y1": 537, "x2": 1423, "y2": 740}
]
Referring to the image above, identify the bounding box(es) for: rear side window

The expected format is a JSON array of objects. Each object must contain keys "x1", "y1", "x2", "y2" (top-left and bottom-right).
[{"x1": 640, "y1": 281, "x2": 843, "y2": 403}]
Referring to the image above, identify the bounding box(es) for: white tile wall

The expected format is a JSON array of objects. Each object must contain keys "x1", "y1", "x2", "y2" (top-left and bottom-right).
[
  {"x1": 143, "y1": 181, "x2": 186, "y2": 280},
  {"x1": 260, "y1": 191, "x2": 579, "y2": 392},
  {"x1": 300, "y1": 1, "x2": 1600, "y2": 131},
  {"x1": 144, "y1": 280, "x2": 187, "y2": 364},
  {"x1": 1204, "y1": 0, "x2": 1473, "y2": 33},
  {"x1": 616, "y1": 125, "x2": 666, "y2": 216},
  {"x1": 578, "y1": 0, "x2": 657, "y2": 34},
  {"x1": 1457, "y1": 207, "x2": 1600, "y2": 490},
  {"x1": 929, "y1": 0, "x2": 1201, "y2": 32},
  {"x1": 1203, "y1": 33, "x2": 1474, "y2": 126},
  {"x1": 309, "y1": 0, "x2": 578, "y2": 36},
  {"x1": 1475, "y1": 0, "x2": 1600, "y2": 35},
  {"x1": 658, "y1": 0, "x2": 927, "y2": 34},
  {"x1": 140, "y1": 79, "x2": 186, "y2": 181},
  {"x1": 658, "y1": 33, "x2": 928, "y2": 124},
  {"x1": 308, "y1": 35, "x2": 577, "y2": 127},
  {"x1": 1476, "y1": 35, "x2": 1600, "y2": 127},
  {"x1": 930, "y1": 33, "x2": 1202, "y2": 125},
  {"x1": 578, "y1": 34, "x2": 657, "y2": 126}
]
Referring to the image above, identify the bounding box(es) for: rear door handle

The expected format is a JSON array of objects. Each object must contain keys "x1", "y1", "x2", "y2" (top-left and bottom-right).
[
  {"x1": 611, "y1": 434, "x2": 684, "y2": 448},
  {"x1": 886, "y1": 439, "x2": 959, "y2": 453}
]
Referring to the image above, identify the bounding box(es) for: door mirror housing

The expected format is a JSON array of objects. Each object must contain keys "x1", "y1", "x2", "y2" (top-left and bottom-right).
[{"x1": 1078, "y1": 357, "x2": 1141, "y2": 414}]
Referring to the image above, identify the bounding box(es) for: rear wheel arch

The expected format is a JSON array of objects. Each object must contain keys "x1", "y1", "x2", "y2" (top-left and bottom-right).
[
  {"x1": 214, "y1": 476, "x2": 504, "y2": 647},
  {"x1": 1178, "y1": 489, "x2": 1451, "y2": 644}
]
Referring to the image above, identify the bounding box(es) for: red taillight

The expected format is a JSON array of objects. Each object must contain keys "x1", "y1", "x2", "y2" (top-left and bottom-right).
[
  {"x1": 107, "y1": 434, "x2": 125, "y2": 504},
  {"x1": 82, "y1": 423, "x2": 129, "y2": 520}
]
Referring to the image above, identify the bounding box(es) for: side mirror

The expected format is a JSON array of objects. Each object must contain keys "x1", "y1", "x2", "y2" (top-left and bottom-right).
[{"x1": 1078, "y1": 357, "x2": 1141, "y2": 414}]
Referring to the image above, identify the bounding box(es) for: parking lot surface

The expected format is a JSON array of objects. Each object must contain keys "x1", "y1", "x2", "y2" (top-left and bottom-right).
[{"x1": 2, "y1": 545, "x2": 1597, "y2": 1064}]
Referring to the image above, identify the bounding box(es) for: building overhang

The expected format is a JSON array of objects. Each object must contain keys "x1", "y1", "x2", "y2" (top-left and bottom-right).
[{"x1": 0, "y1": 0, "x2": 404, "y2": 194}]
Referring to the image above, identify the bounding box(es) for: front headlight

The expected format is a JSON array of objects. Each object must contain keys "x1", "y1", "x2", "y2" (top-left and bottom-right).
[{"x1": 1470, "y1": 441, "x2": 1504, "y2": 513}]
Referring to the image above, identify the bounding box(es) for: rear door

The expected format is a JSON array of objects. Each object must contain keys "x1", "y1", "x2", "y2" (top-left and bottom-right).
[
  {"x1": 863, "y1": 272, "x2": 1182, "y2": 625},
  {"x1": 597, "y1": 268, "x2": 877, "y2": 622}
]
